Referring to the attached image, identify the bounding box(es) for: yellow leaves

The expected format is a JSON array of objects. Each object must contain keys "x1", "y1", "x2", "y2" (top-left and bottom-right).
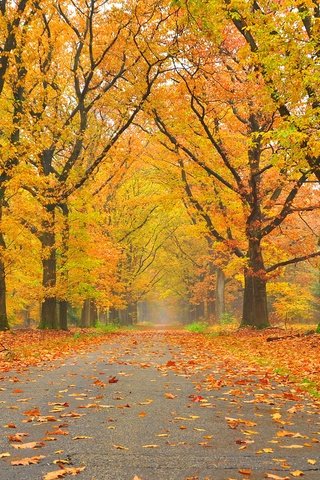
[
  {"x1": 290, "y1": 471, "x2": 304, "y2": 477},
  {"x1": 307, "y1": 459, "x2": 317, "y2": 465},
  {"x1": 265, "y1": 475, "x2": 290, "y2": 480},
  {"x1": 256, "y1": 448, "x2": 274, "y2": 454},
  {"x1": 112, "y1": 444, "x2": 129, "y2": 450},
  {"x1": 142, "y1": 444, "x2": 159, "y2": 448},
  {"x1": 280, "y1": 445, "x2": 304, "y2": 449},
  {"x1": 0, "y1": 452, "x2": 11, "y2": 458}
]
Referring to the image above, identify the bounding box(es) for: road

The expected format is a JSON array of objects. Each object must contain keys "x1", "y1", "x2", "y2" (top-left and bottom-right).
[{"x1": 0, "y1": 330, "x2": 319, "y2": 480}]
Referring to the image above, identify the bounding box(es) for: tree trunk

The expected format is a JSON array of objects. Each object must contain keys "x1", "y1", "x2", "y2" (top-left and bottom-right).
[
  {"x1": 80, "y1": 299, "x2": 97, "y2": 327},
  {"x1": 215, "y1": 268, "x2": 225, "y2": 322},
  {"x1": 39, "y1": 205, "x2": 57, "y2": 329},
  {"x1": 58, "y1": 204, "x2": 69, "y2": 330},
  {"x1": 128, "y1": 302, "x2": 137, "y2": 324},
  {"x1": 59, "y1": 301, "x2": 68, "y2": 330},
  {"x1": 119, "y1": 308, "x2": 129, "y2": 325},
  {"x1": 89, "y1": 300, "x2": 97, "y2": 327},
  {"x1": 241, "y1": 239, "x2": 270, "y2": 328},
  {"x1": 109, "y1": 307, "x2": 119, "y2": 324},
  {"x1": 80, "y1": 299, "x2": 90, "y2": 327},
  {"x1": 0, "y1": 200, "x2": 9, "y2": 331}
]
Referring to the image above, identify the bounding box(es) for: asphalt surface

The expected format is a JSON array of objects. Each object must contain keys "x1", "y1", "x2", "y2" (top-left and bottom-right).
[{"x1": 0, "y1": 330, "x2": 319, "y2": 480}]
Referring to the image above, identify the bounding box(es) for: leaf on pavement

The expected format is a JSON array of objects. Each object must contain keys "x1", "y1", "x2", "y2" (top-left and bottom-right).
[
  {"x1": 108, "y1": 376, "x2": 119, "y2": 383},
  {"x1": 0, "y1": 452, "x2": 11, "y2": 458},
  {"x1": 164, "y1": 393, "x2": 176, "y2": 399},
  {"x1": 11, "y1": 441, "x2": 45, "y2": 449},
  {"x1": 266, "y1": 474, "x2": 291, "y2": 480},
  {"x1": 11, "y1": 455, "x2": 45, "y2": 466},
  {"x1": 43, "y1": 466, "x2": 85, "y2": 480}
]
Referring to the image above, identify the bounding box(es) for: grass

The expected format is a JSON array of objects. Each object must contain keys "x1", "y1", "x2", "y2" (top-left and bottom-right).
[{"x1": 185, "y1": 321, "x2": 209, "y2": 334}]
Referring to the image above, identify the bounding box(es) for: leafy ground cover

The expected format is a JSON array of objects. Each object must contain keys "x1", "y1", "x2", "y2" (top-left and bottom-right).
[
  {"x1": 1, "y1": 325, "x2": 319, "y2": 398},
  {"x1": 204, "y1": 325, "x2": 320, "y2": 396},
  {"x1": 0, "y1": 328, "x2": 121, "y2": 372}
]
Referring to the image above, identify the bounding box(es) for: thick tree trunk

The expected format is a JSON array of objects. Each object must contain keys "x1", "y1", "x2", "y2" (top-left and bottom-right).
[
  {"x1": 0, "y1": 195, "x2": 9, "y2": 331},
  {"x1": 241, "y1": 239, "x2": 270, "y2": 328},
  {"x1": 90, "y1": 300, "x2": 97, "y2": 327},
  {"x1": 39, "y1": 205, "x2": 57, "y2": 329},
  {"x1": 80, "y1": 299, "x2": 90, "y2": 327},
  {"x1": 215, "y1": 268, "x2": 225, "y2": 322}
]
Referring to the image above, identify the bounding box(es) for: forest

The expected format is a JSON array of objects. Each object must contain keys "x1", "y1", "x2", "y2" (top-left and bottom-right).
[{"x1": 0, "y1": 0, "x2": 319, "y2": 332}]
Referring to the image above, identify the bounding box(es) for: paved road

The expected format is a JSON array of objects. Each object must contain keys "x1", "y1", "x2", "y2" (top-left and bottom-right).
[{"x1": 0, "y1": 331, "x2": 319, "y2": 480}]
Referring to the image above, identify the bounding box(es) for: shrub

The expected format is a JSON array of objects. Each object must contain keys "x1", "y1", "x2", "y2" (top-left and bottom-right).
[{"x1": 185, "y1": 321, "x2": 208, "y2": 333}]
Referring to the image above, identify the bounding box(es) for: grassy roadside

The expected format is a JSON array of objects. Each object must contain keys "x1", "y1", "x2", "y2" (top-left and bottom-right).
[{"x1": 201, "y1": 324, "x2": 320, "y2": 397}]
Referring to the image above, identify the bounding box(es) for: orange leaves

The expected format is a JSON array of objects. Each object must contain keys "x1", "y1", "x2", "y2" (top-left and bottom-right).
[
  {"x1": 225, "y1": 417, "x2": 257, "y2": 429},
  {"x1": 164, "y1": 392, "x2": 176, "y2": 399},
  {"x1": 93, "y1": 379, "x2": 106, "y2": 388},
  {"x1": 8, "y1": 432, "x2": 29, "y2": 443},
  {"x1": 11, "y1": 441, "x2": 45, "y2": 449},
  {"x1": 0, "y1": 329, "x2": 119, "y2": 373},
  {"x1": 239, "y1": 468, "x2": 252, "y2": 475},
  {"x1": 24, "y1": 408, "x2": 41, "y2": 417},
  {"x1": 43, "y1": 466, "x2": 85, "y2": 480},
  {"x1": 11, "y1": 455, "x2": 45, "y2": 466}
]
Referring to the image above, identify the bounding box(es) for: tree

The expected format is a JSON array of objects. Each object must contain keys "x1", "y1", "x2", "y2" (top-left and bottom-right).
[
  {"x1": 6, "y1": 0, "x2": 179, "y2": 328},
  {"x1": 151, "y1": 24, "x2": 319, "y2": 328}
]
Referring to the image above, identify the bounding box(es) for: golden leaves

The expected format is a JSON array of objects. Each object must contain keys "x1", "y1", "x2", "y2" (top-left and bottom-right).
[
  {"x1": 11, "y1": 455, "x2": 45, "y2": 466},
  {"x1": 43, "y1": 466, "x2": 85, "y2": 480}
]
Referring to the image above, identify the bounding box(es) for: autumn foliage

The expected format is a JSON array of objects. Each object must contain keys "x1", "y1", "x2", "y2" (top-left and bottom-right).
[{"x1": 0, "y1": 0, "x2": 319, "y2": 331}]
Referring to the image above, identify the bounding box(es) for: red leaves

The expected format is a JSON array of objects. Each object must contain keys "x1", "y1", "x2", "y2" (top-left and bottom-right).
[
  {"x1": 108, "y1": 376, "x2": 119, "y2": 384},
  {"x1": 166, "y1": 360, "x2": 176, "y2": 367},
  {"x1": 189, "y1": 395, "x2": 204, "y2": 403}
]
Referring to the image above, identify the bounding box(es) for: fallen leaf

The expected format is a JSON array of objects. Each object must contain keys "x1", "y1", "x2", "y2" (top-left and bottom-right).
[
  {"x1": 164, "y1": 393, "x2": 176, "y2": 399},
  {"x1": 0, "y1": 452, "x2": 10, "y2": 458},
  {"x1": 108, "y1": 376, "x2": 119, "y2": 384},
  {"x1": 239, "y1": 469, "x2": 252, "y2": 475},
  {"x1": 291, "y1": 471, "x2": 304, "y2": 477},
  {"x1": 11, "y1": 441, "x2": 45, "y2": 449},
  {"x1": 265, "y1": 475, "x2": 290, "y2": 480},
  {"x1": 43, "y1": 466, "x2": 85, "y2": 480},
  {"x1": 11, "y1": 455, "x2": 45, "y2": 466}
]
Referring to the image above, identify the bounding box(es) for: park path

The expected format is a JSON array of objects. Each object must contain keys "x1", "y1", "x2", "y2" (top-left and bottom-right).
[{"x1": 0, "y1": 330, "x2": 319, "y2": 480}]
